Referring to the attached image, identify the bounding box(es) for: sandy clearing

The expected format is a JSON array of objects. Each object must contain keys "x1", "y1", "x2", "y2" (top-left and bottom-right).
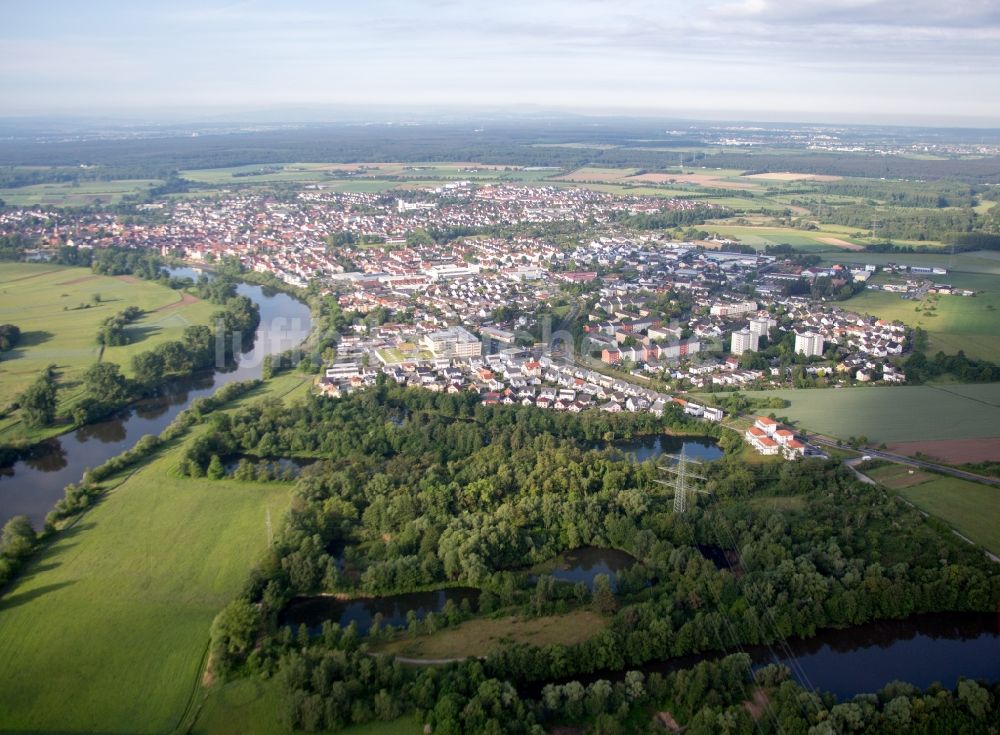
[
  {"x1": 817, "y1": 236, "x2": 864, "y2": 251},
  {"x1": 888, "y1": 436, "x2": 1000, "y2": 464},
  {"x1": 744, "y1": 172, "x2": 843, "y2": 182}
]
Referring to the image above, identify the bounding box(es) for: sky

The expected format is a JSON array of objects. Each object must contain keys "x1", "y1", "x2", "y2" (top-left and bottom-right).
[{"x1": 2, "y1": 0, "x2": 999, "y2": 125}]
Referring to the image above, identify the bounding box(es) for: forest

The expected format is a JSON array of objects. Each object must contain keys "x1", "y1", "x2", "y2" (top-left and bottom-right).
[{"x1": 197, "y1": 384, "x2": 1000, "y2": 733}]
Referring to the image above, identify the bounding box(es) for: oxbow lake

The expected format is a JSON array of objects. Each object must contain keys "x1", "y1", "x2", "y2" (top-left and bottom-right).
[
  {"x1": 0, "y1": 269, "x2": 311, "y2": 527},
  {"x1": 282, "y1": 588, "x2": 481, "y2": 636}
]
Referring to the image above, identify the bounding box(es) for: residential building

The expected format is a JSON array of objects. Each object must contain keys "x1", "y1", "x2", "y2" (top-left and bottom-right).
[
  {"x1": 730, "y1": 328, "x2": 758, "y2": 355},
  {"x1": 794, "y1": 331, "x2": 825, "y2": 357}
]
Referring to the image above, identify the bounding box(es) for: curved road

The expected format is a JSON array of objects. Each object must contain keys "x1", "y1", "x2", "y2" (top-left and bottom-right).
[{"x1": 807, "y1": 434, "x2": 1000, "y2": 487}]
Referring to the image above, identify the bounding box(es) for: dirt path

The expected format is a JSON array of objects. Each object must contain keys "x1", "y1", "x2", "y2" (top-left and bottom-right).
[
  {"x1": 816, "y1": 236, "x2": 864, "y2": 251},
  {"x1": 115, "y1": 274, "x2": 140, "y2": 284},
  {"x1": 56, "y1": 274, "x2": 99, "y2": 286},
  {"x1": 153, "y1": 292, "x2": 200, "y2": 313},
  {"x1": 0, "y1": 268, "x2": 61, "y2": 284}
]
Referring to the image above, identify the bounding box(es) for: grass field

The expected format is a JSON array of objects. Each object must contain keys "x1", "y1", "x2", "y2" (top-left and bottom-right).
[
  {"x1": 0, "y1": 451, "x2": 292, "y2": 733},
  {"x1": 865, "y1": 463, "x2": 937, "y2": 489},
  {"x1": 374, "y1": 610, "x2": 606, "y2": 660},
  {"x1": 0, "y1": 179, "x2": 162, "y2": 207},
  {"x1": 869, "y1": 470, "x2": 1000, "y2": 556},
  {"x1": 0, "y1": 263, "x2": 217, "y2": 441},
  {"x1": 191, "y1": 678, "x2": 422, "y2": 735},
  {"x1": 732, "y1": 384, "x2": 1000, "y2": 444}
]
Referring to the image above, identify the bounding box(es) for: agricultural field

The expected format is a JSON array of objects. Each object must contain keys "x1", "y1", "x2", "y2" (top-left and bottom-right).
[
  {"x1": 0, "y1": 179, "x2": 162, "y2": 207},
  {"x1": 868, "y1": 467, "x2": 1000, "y2": 556},
  {"x1": 736, "y1": 384, "x2": 1000, "y2": 446},
  {"x1": 700, "y1": 223, "x2": 870, "y2": 251},
  {"x1": 0, "y1": 263, "x2": 216, "y2": 441},
  {"x1": 843, "y1": 270, "x2": 1000, "y2": 362},
  {"x1": 179, "y1": 162, "x2": 557, "y2": 187},
  {"x1": 0, "y1": 448, "x2": 293, "y2": 734},
  {"x1": 374, "y1": 610, "x2": 606, "y2": 660}
]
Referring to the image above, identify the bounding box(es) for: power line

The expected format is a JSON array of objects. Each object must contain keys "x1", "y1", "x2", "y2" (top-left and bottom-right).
[{"x1": 656, "y1": 450, "x2": 707, "y2": 513}]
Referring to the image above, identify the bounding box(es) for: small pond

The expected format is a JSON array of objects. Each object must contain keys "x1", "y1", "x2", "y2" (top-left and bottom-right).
[
  {"x1": 281, "y1": 587, "x2": 480, "y2": 636},
  {"x1": 595, "y1": 435, "x2": 723, "y2": 463},
  {"x1": 533, "y1": 546, "x2": 638, "y2": 592}
]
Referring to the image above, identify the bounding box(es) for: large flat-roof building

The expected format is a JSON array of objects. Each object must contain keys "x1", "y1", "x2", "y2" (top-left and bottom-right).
[{"x1": 422, "y1": 326, "x2": 481, "y2": 359}]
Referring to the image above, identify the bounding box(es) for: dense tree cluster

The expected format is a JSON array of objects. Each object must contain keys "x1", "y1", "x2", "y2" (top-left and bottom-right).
[
  {"x1": 96, "y1": 306, "x2": 143, "y2": 346},
  {"x1": 192, "y1": 385, "x2": 999, "y2": 732},
  {"x1": 0, "y1": 323, "x2": 20, "y2": 352}
]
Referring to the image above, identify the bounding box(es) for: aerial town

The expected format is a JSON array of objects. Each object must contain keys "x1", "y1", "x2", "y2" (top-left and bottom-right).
[{"x1": 0, "y1": 181, "x2": 948, "y2": 459}]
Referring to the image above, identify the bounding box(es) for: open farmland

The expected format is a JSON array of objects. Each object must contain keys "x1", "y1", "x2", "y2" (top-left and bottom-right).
[
  {"x1": 0, "y1": 179, "x2": 163, "y2": 207},
  {"x1": 0, "y1": 446, "x2": 292, "y2": 734},
  {"x1": 738, "y1": 384, "x2": 1000, "y2": 445}
]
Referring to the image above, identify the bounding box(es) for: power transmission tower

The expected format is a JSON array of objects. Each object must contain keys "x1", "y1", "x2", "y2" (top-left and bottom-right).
[{"x1": 656, "y1": 451, "x2": 708, "y2": 513}]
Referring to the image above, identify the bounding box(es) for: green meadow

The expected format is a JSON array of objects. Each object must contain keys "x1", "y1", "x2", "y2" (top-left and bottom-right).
[
  {"x1": 0, "y1": 263, "x2": 217, "y2": 442},
  {"x1": 866, "y1": 466, "x2": 1000, "y2": 556}
]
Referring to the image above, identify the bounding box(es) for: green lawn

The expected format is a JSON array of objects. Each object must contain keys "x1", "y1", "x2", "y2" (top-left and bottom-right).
[
  {"x1": 895, "y1": 476, "x2": 1000, "y2": 556},
  {"x1": 735, "y1": 384, "x2": 1000, "y2": 444},
  {"x1": 0, "y1": 263, "x2": 217, "y2": 442},
  {"x1": 374, "y1": 610, "x2": 607, "y2": 660},
  {"x1": 0, "y1": 440, "x2": 292, "y2": 733}
]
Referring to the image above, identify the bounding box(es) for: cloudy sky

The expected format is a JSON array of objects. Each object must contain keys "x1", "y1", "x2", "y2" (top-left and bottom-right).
[{"x1": 3, "y1": 0, "x2": 999, "y2": 124}]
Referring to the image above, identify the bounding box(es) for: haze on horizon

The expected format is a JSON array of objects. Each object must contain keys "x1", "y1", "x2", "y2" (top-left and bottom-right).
[{"x1": 2, "y1": 0, "x2": 999, "y2": 127}]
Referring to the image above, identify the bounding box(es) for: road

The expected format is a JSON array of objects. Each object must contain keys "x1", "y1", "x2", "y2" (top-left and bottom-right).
[{"x1": 807, "y1": 434, "x2": 1000, "y2": 487}]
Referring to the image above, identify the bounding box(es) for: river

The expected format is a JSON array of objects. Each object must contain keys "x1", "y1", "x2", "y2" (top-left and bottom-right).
[
  {"x1": 544, "y1": 611, "x2": 1000, "y2": 701},
  {"x1": 0, "y1": 268, "x2": 311, "y2": 528}
]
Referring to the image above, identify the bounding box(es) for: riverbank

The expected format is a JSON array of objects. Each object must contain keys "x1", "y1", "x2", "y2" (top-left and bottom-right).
[{"x1": 0, "y1": 272, "x2": 312, "y2": 529}]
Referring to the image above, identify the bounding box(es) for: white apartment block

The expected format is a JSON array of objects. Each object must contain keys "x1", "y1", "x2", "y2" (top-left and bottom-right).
[
  {"x1": 795, "y1": 331, "x2": 825, "y2": 357},
  {"x1": 710, "y1": 300, "x2": 758, "y2": 317},
  {"x1": 748, "y1": 316, "x2": 776, "y2": 340},
  {"x1": 731, "y1": 328, "x2": 758, "y2": 355}
]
